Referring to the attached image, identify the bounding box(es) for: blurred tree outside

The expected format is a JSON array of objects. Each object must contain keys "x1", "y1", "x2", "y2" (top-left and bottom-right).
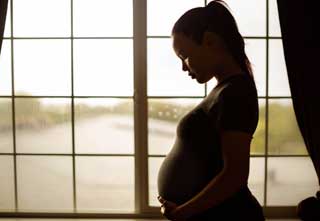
[{"x1": 0, "y1": 98, "x2": 307, "y2": 155}]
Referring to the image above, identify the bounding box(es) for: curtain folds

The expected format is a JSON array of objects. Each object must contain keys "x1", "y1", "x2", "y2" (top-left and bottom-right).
[
  {"x1": 0, "y1": 0, "x2": 9, "y2": 54},
  {"x1": 277, "y1": 0, "x2": 320, "y2": 219}
]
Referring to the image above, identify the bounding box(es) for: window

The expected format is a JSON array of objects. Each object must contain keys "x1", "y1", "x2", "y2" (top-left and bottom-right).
[
  {"x1": 0, "y1": 0, "x2": 318, "y2": 216},
  {"x1": 0, "y1": 0, "x2": 135, "y2": 213}
]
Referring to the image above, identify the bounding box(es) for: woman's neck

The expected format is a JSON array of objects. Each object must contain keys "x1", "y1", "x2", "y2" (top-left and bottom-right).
[{"x1": 214, "y1": 54, "x2": 245, "y2": 84}]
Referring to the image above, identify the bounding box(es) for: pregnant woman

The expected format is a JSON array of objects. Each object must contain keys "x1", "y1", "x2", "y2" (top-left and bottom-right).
[{"x1": 157, "y1": 1, "x2": 265, "y2": 220}]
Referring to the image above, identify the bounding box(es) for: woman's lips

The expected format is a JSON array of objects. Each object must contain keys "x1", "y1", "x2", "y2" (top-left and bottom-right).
[{"x1": 188, "y1": 73, "x2": 196, "y2": 79}]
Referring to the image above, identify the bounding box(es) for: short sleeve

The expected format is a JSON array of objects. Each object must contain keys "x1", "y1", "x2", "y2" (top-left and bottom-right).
[{"x1": 216, "y1": 84, "x2": 259, "y2": 134}]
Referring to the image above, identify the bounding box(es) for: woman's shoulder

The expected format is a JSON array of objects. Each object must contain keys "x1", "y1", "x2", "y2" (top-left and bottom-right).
[
  {"x1": 219, "y1": 74, "x2": 257, "y2": 98},
  {"x1": 201, "y1": 74, "x2": 257, "y2": 112}
]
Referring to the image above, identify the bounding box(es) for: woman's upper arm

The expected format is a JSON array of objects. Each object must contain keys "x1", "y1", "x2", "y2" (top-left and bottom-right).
[
  {"x1": 216, "y1": 82, "x2": 259, "y2": 134},
  {"x1": 211, "y1": 81, "x2": 258, "y2": 182},
  {"x1": 220, "y1": 130, "x2": 252, "y2": 183}
]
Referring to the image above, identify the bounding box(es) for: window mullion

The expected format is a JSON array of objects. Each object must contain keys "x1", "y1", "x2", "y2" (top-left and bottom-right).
[{"x1": 133, "y1": 0, "x2": 149, "y2": 214}]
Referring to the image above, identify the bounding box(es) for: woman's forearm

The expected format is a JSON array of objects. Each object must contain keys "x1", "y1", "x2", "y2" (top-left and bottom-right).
[{"x1": 177, "y1": 168, "x2": 247, "y2": 218}]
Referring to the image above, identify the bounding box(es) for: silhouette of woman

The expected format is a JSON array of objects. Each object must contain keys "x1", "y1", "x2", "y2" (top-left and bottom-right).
[{"x1": 157, "y1": 1, "x2": 265, "y2": 220}]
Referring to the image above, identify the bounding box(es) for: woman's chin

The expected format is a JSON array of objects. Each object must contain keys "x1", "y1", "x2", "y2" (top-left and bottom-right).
[
  {"x1": 188, "y1": 73, "x2": 208, "y2": 84},
  {"x1": 196, "y1": 77, "x2": 208, "y2": 84}
]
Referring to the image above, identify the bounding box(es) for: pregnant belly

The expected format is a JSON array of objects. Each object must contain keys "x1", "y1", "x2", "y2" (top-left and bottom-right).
[{"x1": 157, "y1": 146, "x2": 220, "y2": 204}]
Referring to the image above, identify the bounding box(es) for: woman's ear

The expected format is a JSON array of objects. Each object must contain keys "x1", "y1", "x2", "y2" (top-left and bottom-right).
[{"x1": 202, "y1": 31, "x2": 224, "y2": 49}]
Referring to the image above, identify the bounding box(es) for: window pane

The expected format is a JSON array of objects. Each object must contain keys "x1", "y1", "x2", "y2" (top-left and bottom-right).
[
  {"x1": 206, "y1": 78, "x2": 218, "y2": 93},
  {"x1": 148, "y1": 99, "x2": 201, "y2": 155},
  {"x1": 268, "y1": 99, "x2": 306, "y2": 155},
  {"x1": 147, "y1": 0, "x2": 204, "y2": 36},
  {"x1": 14, "y1": 40, "x2": 71, "y2": 96},
  {"x1": 148, "y1": 157, "x2": 163, "y2": 206},
  {"x1": 226, "y1": 0, "x2": 266, "y2": 36},
  {"x1": 76, "y1": 156, "x2": 134, "y2": 212},
  {"x1": 3, "y1": 0, "x2": 11, "y2": 37},
  {"x1": 269, "y1": 40, "x2": 290, "y2": 96},
  {"x1": 13, "y1": 0, "x2": 70, "y2": 37},
  {"x1": 0, "y1": 99, "x2": 13, "y2": 153},
  {"x1": 251, "y1": 99, "x2": 266, "y2": 155},
  {"x1": 0, "y1": 156, "x2": 15, "y2": 211},
  {"x1": 269, "y1": 0, "x2": 281, "y2": 37},
  {"x1": 267, "y1": 157, "x2": 319, "y2": 206},
  {"x1": 15, "y1": 98, "x2": 72, "y2": 154},
  {"x1": 248, "y1": 157, "x2": 265, "y2": 206},
  {"x1": 245, "y1": 39, "x2": 266, "y2": 97},
  {"x1": 75, "y1": 98, "x2": 134, "y2": 154},
  {"x1": 0, "y1": 40, "x2": 11, "y2": 95},
  {"x1": 207, "y1": 39, "x2": 266, "y2": 97},
  {"x1": 149, "y1": 157, "x2": 265, "y2": 206},
  {"x1": 74, "y1": 39, "x2": 133, "y2": 96},
  {"x1": 147, "y1": 39, "x2": 204, "y2": 96},
  {"x1": 74, "y1": 0, "x2": 132, "y2": 37},
  {"x1": 17, "y1": 156, "x2": 73, "y2": 212}
]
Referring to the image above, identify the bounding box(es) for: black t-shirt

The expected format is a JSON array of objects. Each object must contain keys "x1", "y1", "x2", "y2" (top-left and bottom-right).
[{"x1": 157, "y1": 73, "x2": 259, "y2": 205}]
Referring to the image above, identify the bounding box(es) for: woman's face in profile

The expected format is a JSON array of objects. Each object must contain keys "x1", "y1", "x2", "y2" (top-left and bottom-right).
[{"x1": 172, "y1": 32, "x2": 220, "y2": 84}]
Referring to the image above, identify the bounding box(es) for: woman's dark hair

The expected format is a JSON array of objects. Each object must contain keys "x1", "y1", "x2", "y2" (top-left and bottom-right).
[{"x1": 172, "y1": 0, "x2": 254, "y2": 79}]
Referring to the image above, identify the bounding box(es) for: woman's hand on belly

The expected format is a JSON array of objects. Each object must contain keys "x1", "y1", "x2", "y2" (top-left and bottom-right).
[{"x1": 158, "y1": 196, "x2": 192, "y2": 221}]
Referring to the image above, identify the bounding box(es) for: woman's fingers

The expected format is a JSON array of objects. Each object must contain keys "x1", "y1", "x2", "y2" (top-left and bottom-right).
[
  {"x1": 157, "y1": 196, "x2": 166, "y2": 204},
  {"x1": 160, "y1": 204, "x2": 166, "y2": 214},
  {"x1": 158, "y1": 196, "x2": 178, "y2": 210}
]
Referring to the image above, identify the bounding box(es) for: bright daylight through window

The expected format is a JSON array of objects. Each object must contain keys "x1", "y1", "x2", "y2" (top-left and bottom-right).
[{"x1": 0, "y1": 0, "x2": 318, "y2": 215}]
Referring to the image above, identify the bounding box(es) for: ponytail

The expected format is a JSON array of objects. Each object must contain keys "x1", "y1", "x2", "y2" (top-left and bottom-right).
[{"x1": 205, "y1": 1, "x2": 253, "y2": 78}]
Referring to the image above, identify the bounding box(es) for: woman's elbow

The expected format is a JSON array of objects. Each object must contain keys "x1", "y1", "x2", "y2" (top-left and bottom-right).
[{"x1": 223, "y1": 164, "x2": 249, "y2": 187}]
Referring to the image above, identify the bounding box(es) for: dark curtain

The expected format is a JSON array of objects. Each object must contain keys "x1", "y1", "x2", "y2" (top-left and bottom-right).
[
  {"x1": 0, "y1": 0, "x2": 9, "y2": 54},
  {"x1": 277, "y1": 0, "x2": 320, "y2": 219}
]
